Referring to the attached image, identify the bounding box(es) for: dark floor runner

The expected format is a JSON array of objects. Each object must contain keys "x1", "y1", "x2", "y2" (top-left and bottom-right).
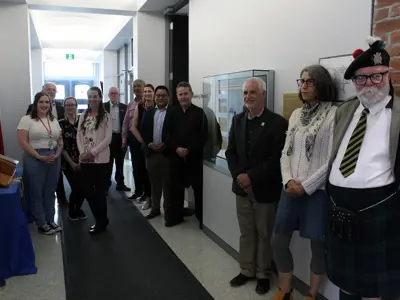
[{"x1": 59, "y1": 185, "x2": 215, "y2": 300}]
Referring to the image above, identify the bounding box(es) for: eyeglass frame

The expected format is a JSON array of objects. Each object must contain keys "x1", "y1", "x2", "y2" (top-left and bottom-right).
[
  {"x1": 296, "y1": 78, "x2": 316, "y2": 87},
  {"x1": 352, "y1": 71, "x2": 389, "y2": 86}
]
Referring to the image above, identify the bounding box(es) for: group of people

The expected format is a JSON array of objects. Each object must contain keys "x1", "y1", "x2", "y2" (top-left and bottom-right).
[
  {"x1": 16, "y1": 78, "x2": 208, "y2": 237},
  {"x1": 227, "y1": 36, "x2": 400, "y2": 300},
  {"x1": 11, "y1": 35, "x2": 399, "y2": 300}
]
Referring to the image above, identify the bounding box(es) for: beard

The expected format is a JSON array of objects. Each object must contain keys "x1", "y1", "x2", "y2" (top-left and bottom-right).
[{"x1": 356, "y1": 84, "x2": 390, "y2": 108}]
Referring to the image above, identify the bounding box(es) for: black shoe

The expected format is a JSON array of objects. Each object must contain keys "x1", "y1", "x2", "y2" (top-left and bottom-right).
[
  {"x1": 89, "y1": 225, "x2": 107, "y2": 234},
  {"x1": 183, "y1": 208, "x2": 195, "y2": 216},
  {"x1": 229, "y1": 273, "x2": 254, "y2": 287},
  {"x1": 165, "y1": 218, "x2": 184, "y2": 227},
  {"x1": 128, "y1": 191, "x2": 144, "y2": 200},
  {"x1": 0, "y1": 278, "x2": 6, "y2": 290},
  {"x1": 77, "y1": 210, "x2": 87, "y2": 220},
  {"x1": 116, "y1": 184, "x2": 131, "y2": 192},
  {"x1": 146, "y1": 210, "x2": 161, "y2": 219},
  {"x1": 68, "y1": 211, "x2": 79, "y2": 221},
  {"x1": 255, "y1": 278, "x2": 270, "y2": 295},
  {"x1": 90, "y1": 219, "x2": 109, "y2": 230}
]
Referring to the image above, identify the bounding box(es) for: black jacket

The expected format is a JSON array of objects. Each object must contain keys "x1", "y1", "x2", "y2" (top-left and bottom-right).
[
  {"x1": 103, "y1": 101, "x2": 127, "y2": 130},
  {"x1": 225, "y1": 109, "x2": 288, "y2": 203}
]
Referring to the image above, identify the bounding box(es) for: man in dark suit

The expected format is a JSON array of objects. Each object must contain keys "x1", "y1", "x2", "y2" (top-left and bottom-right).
[
  {"x1": 226, "y1": 77, "x2": 287, "y2": 295},
  {"x1": 27, "y1": 82, "x2": 67, "y2": 205},
  {"x1": 140, "y1": 85, "x2": 170, "y2": 220},
  {"x1": 165, "y1": 81, "x2": 208, "y2": 228},
  {"x1": 104, "y1": 87, "x2": 130, "y2": 192},
  {"x1": 27, "y1": 82, "x2": 65, "y2": 119}
]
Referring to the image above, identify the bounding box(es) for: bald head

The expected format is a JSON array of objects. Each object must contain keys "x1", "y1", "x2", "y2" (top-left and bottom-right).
[
  {"x1": 42, "y1": 82, "x2": 57, "y2": 102},
  {"x1": 108, "y1": 87, "x2": 119, "y2": 104}
]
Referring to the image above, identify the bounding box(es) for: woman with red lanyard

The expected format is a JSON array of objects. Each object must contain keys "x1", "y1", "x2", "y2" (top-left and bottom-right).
[{"x1": 17, "y1": 91, "x2": 63, "y2": 235}]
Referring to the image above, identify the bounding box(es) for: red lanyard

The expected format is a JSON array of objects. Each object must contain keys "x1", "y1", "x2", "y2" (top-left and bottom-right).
[{"x1": 39, "y1": 117, "x2": 52, "y2": 137}]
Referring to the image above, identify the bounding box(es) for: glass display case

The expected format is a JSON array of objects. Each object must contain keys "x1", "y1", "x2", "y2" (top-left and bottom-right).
[{"x1": 202, "y1": 69, "x2": 275, "y2": 173}]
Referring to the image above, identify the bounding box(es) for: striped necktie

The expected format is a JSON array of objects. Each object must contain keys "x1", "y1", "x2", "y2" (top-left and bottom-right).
[{"x1": 339, "y1": 108, "x2": 369, "y2": 178}]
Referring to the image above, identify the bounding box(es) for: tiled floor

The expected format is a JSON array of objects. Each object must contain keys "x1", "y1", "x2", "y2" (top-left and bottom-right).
[{"x1": 2, "y1": 159, "x2": 303, "y2": 300}]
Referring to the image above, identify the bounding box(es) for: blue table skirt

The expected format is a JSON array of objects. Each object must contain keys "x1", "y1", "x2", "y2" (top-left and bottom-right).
[{"x1": 0, "y1": 168, "x2": 37, "y2": 279}]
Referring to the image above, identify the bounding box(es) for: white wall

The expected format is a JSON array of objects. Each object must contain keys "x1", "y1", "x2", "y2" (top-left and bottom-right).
[
  {"x1": 189, "y1": 0, "x2": 372, "y2": 114},
  {"x1": 30, "y1": 48, "x2": 43, "y2": 99},
  {"x1": 133, "y1": 12, "x2": 167, "y2": 86},
  {"x1": 0, "y1": 3, "x2": 31, "y2": 162},
  {"x1": 103, "y1": 50, "x2": 118, "y2": 94},
  {"x1": 191, "y1": 0, "x2": 373, "y2": 299}
]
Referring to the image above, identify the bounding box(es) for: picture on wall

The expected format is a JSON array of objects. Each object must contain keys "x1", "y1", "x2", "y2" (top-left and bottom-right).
[{"x1": 319, "y1": 54, "x2": 357, "y2": 101}]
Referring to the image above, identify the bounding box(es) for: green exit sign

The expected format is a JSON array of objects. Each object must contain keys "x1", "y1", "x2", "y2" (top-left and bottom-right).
[{"x1": 66, "y1": 54, "x2": 75, "y2": 60}]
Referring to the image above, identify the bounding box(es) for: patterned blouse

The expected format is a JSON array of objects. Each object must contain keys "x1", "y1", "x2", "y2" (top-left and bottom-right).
[{"x1": 59, "y1": 116, "x2": 80, "y2": 166}]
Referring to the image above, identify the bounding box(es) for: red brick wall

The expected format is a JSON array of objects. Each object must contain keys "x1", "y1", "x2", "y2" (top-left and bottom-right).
[{"x1": 373, "y1": 0, "x2": 400, "y2": 95}]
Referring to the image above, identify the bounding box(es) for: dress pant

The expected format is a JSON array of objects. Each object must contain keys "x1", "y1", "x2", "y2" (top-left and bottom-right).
[
  {"x1": 146, "y1": 153, "x2": 170, "y2": 211},
  {"x1": 63, "y1": 165, "x2": 85, "y2": 213},
  {"x1": 80, "y1": 163, "x2": 108, "y2": 227},
  {"x1": 127, "y1": 132, "x2": 151, "y2": 196},
  {"x1": 168, "y1": 155, "x2": 203, "y2": 224},
  {"x1": 236, "y1": 195, "x2": 276, "y2": 279},
  {"x1": 107, "y1": 133, "x2": 125, "y2": 186}
]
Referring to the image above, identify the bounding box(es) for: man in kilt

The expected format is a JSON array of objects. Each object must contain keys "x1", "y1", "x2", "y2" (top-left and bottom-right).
[{"x1": 326, "y1": 36, "x2": 400, "y2": 300}]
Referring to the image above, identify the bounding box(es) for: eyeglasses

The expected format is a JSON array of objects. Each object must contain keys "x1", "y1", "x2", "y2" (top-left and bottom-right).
[
  {"x1": 352, "y1": 71, "x2": 389, "y2": 86},
  {"x1": 109, "y1": 92, "x2": 119, "y2": 95},
  {"x1": 155, "y1": 94, "x2": 168, "y2": 99},
  {"x1": 296, "y1": 78, "x2": 315, "y2": 87}
]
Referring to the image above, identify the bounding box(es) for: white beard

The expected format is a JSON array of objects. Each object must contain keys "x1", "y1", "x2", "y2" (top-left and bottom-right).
[{"x1": 356, "y1": 84, "x2": 390, "y2": 108}]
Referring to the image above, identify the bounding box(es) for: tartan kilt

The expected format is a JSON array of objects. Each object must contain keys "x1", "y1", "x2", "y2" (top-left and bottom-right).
[{"x1": 326, "y1": 184, "x2": 400, "y2": 298}]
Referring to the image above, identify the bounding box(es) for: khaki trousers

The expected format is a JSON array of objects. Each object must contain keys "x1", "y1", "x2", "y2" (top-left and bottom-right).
[
  {"x1": 236, "y1": 195, "x2": 276, "y2": 279},
  {"x1": 146, "y1": 153, "x2": 170, "y2": 211}
]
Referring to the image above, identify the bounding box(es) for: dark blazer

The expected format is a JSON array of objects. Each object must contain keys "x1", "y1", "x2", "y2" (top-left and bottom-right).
[
  {"x1": 104, "y1": 101, "x2": 127, "y2": 130},
  {"x1": 26, "y1": 101, "x2": 65, "y2": 120},
  {"x1": 165, "y1": 104, "x2": 208, "y2": 160},
  {"x1": 140, "y1": 106, "x2": 170, "y2": 157},
  {"x1": 225, "y1": 108, "x2": 288, "y2": 203}
]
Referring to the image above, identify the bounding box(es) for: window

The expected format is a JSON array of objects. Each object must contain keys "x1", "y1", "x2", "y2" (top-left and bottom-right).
[{"x1": 56, "y1": 85, "x2": 66, "y2": 100}]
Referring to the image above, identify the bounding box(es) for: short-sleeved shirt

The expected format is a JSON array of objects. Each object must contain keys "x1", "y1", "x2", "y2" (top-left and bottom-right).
[
  {"x1": 17, "y1": 115, "x2": 61, "y2": 149},
  {"x1": 59, "y1": 117, "x2": 80, "y2": 164}
]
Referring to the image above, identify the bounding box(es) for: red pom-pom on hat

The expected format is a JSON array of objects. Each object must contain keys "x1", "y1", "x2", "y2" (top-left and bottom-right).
[{"x1": 353, "y1": 49, "x2": 364, "y2": 58}]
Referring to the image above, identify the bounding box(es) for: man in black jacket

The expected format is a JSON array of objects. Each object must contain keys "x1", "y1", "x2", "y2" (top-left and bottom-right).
[
  {"x1": 165, "y1": 81, "x2": 208, "y2": 228},
  {"x1": 226, "y1": 77, "x2": 287, "y2": 295},
  {"x1": 140, "y1": 85, "x2": 170, "y2": 220},
  {"x1": 104, "y1": 87, "x2": 130, "y2": 192},
  {"x1": 27, "y1": 82, "x2": 67, "y2": 205}
]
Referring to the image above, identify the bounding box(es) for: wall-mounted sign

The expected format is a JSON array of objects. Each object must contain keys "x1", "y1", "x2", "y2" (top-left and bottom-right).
[{"x1": 65, "y1": 54, "x2": 75, "y2": 60}]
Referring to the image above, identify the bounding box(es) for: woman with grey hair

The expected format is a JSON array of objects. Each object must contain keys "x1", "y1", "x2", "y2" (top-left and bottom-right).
[{"x1": 271, "y1": 65, "x2": 338, "y2": 300}]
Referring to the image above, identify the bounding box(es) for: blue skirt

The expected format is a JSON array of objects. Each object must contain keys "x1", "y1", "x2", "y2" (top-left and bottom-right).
[{"x1": 273, "y1": 189, "x2": 329, "y2": 239}]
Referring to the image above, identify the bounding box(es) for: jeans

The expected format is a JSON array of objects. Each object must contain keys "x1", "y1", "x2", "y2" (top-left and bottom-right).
[{"x1": 24, "y1": 149, "x2": 60, "y2": 226}]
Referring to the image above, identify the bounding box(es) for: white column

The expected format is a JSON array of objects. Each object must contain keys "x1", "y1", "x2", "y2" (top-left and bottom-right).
[
  {"x1": 102, "y1": 50, "x2": 119, "y2": 93},
  {"x1": 133, "y1": 12, "x2": 167, "y2": 86},
  {"x1": 31, "y1": 48, "x2": 43, "y2": 99},
  {"x1": 0, "y1": 3, "x2": 31, "y2": 161}
]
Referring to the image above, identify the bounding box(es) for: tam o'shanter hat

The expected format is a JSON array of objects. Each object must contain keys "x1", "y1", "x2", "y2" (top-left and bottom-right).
[{"x1": 344, "y1": 36, "x2": 390, "y2": 80}]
